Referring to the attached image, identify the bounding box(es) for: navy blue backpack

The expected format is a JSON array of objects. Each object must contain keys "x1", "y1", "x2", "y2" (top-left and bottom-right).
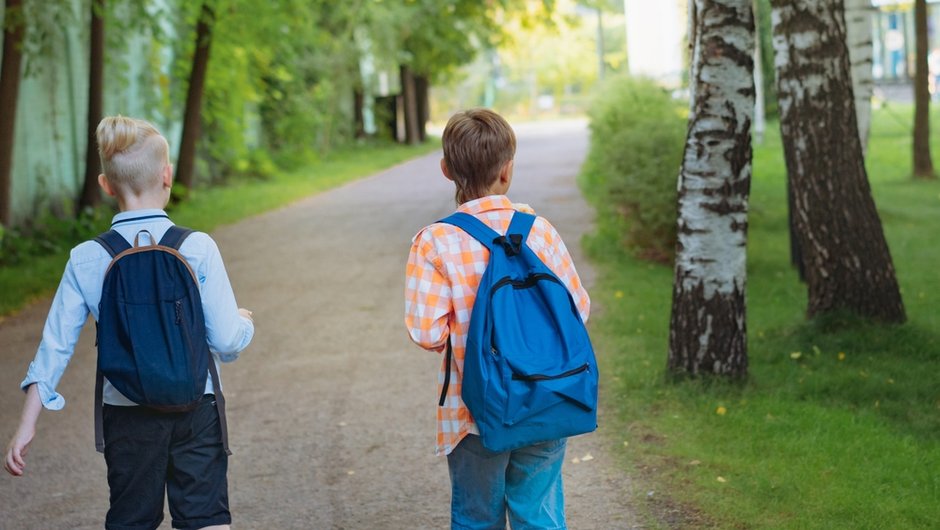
[
  {"x1": 93, "y1": 226, "x2": 229, "y2": 454},
  {"x1": 439, "y1": 211, "x2": 598, "y2": 452}
]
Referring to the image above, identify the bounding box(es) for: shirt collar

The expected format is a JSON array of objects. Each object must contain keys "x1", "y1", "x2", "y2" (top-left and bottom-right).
[
  {"x1": 110, "y1": 209, "x2": 170, "y2": 227},
  {"x1": 456, "y1": 195, "x2": 515, "y2": 215}
]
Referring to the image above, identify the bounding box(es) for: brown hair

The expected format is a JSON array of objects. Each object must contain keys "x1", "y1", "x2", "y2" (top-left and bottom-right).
[
  {"x1": 441, "y1": 108, "x2": 516, "y2": 205},
  {"x1": 96, "y1": 115, "x2": 169, "y2": 196}
]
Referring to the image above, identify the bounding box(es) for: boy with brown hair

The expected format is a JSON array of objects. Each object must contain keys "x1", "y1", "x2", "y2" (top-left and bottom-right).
[
  {"x1": 405, "y1": 108, "x2": 591, "y2": 529},
  {"x1": 4, "y1": 116, "x2": 254, "y2": 530}
]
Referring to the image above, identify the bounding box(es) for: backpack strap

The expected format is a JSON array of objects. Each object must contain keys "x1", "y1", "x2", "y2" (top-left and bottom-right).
[
  {"x1": 95, "y1": 230, "x2": 132, "y2": 258},
  {"x1": 159, "y1": 226, "x2": 194, "y2": 249},
  {"x1": 438, "y1": 212, "x2": 501, "y2": 250},
  {"x1": 507, "y1": 212, "x2": 536, "y2": 239}
]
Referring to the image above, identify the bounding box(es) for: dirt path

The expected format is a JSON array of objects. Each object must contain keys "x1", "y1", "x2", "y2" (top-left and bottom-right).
[{"x1": 0, "y1": 120, "x2": 636, "y2": 529}]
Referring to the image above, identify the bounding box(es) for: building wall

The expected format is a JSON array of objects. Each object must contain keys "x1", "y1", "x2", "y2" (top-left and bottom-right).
[{"x1": 1, "y1": 0, "x2": 180, "y2": 223}]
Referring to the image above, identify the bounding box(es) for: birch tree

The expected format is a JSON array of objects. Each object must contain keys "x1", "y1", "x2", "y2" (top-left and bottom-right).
[
  {"x1": 668, "y1": 0, "x2": 754, "y2": 377},
  {"x1": 844, "y1": 0, "x2": 873, "y2": 154},
  {"x1": 770, "y1": 0, "x2": 905, "y2": 323}
]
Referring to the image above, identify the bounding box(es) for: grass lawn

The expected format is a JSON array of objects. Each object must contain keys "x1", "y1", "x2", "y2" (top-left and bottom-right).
[
  {"x1": 0, "y1": 140, "x2": 439, "y2": 317},
  {"x1": 583, "y1": 106, "x2": 940, "y2": 529}
]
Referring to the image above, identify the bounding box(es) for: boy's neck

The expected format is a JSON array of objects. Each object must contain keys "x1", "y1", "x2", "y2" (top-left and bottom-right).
[{"x1": 117, "y1": 194, "x2": 169, "y2": 213}]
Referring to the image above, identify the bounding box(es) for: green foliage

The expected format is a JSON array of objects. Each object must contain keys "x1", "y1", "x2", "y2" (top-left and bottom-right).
[
  {"x1": 0, "y1": 140, "x2": 439, "y2": 316},
  {"x1": 584, "y1": 108, "x2": 940, "y2": 528},
  {"x1": 0, "y1": 207, "x2": 109, "y2": 267},
  {"x1": 581, "y1": 76, "x2": 685, "y2": 262}
]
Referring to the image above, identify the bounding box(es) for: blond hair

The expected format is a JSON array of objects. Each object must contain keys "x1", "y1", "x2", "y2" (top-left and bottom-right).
[
  {"x1": 96, "y1": 116, "x2": 170, "y2": 196},
  {"x1": 442, "y1": 108, "x2": 516, "y2": 205}
]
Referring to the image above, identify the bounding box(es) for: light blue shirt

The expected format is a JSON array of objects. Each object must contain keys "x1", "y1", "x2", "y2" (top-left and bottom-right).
[{"x1": 21, "y1": 209, "x2": 254, "y2": 408}]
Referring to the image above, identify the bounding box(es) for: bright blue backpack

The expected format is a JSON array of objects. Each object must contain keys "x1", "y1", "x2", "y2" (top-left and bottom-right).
[
  {"x1": 439, "y1": 211, "x2": 598, "y2": 452},
  {"x1": 93, "y1": 226, "x2": 230, "y2": 454}
]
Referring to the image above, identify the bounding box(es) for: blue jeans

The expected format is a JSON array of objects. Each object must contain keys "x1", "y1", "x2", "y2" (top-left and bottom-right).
[{"x1": 447, "y1": 435, "x2": 567, "y2": 530}]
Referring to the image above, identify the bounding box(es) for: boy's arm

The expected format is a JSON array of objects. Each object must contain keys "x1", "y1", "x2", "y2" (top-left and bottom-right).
[
  {"x1": 533, "y1": 219, "x2": 591, "y2": 323},
  {"x1": 405, "y1": 230, "x2": 451, "y2": 352},
  {"x1": 4, "y1": 384, "x2": 41, "y2": 476},
  {"x1": 197, "y1": 236, "x2": 254, "y2": 361},
  {"x1": 21, "y1": 259, "x2": 92, "y2": 410}
]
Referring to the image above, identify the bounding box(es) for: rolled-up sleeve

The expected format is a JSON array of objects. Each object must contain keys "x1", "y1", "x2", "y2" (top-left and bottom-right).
[
  {"x1": 197, "y1": 236, "x2": 254, "y2": 361},
  {"x1": 20, "y1": 261, "x2": 89, "y2": 410}
]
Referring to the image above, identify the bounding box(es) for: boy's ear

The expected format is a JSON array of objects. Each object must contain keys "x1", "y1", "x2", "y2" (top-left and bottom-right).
[
  {"x1": 163, "y1": 164, "x2": 173, "y2": 189},
  {"x1": 98, "y1": 174, "x2": 116, "y2": 197},
  {"x1": 499, "y1": 160, "x2": 514, "y2": 185},
  {"x1": 440, "y1": 158, "x2": 454, "y2": 182}
]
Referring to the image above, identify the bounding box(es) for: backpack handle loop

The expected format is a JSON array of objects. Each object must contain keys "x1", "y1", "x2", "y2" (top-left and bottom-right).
[{"x1": 133, "y1": 230, "x2": 157, "y2": 248}]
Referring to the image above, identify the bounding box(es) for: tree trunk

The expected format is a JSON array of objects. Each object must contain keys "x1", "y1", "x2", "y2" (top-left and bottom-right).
[
  {"x1": 176, "y1": 0, "x2": 215, "y2": 192},
  {"x1": 400, "y1": 64, "x2": 420, "y2": 145},
  {"x1": 845, "y1": 0, "x2": 873, "y2": 155},
  {"x1": 771, "y1": 0, "x2": 905, "y2": 323},
  {"x1": 415, "y1": 74, "x2": 429, "y2": 142},
  {"x1": 0, "y1": 0, "x2": 25, "y2": 227},
  {"x1": 78, "y1": 0, "x2": 105, "y2": 214},
  {"x1": 752, "y1": 0, "x2": 765, "y2": 144},
  {"x1": 668, "y1": 0, "x2": 754, "y2": 378},
  {"x1": 353, "y1": 88, "x2": 365, "y2": 139},
  {"x1": 913, "y1": 0, "x2": 935, "y2": 179}
]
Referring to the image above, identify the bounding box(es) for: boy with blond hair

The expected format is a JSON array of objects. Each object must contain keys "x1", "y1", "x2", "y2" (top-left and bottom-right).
[
  {"x1": 4, "y1": 116, "x2": 254, "y2": 530},
  {"x1": 405, "y1": 108, "x2": 591, "y2": 529}
]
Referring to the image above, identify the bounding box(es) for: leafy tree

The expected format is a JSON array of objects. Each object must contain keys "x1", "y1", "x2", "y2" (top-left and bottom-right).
[
  {"x1": 77, "y1": 0, "x2": 105, "y2": 213},
  {"x1": 0, "y1": 0, "x2": 25, "y2": 227},
  {"x1": 175, "y1": 0, "x2": 214, "y2": 193}
]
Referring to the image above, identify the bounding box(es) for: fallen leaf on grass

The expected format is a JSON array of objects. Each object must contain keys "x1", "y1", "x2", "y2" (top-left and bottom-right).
[{"x1": 716, "y1": 476, "x2": 727, "y2": 483}]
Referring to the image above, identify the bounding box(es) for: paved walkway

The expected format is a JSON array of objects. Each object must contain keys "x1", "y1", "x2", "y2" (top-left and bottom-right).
[{"x1": 0, "y1": 120, "x2": 636, "y2": 529}]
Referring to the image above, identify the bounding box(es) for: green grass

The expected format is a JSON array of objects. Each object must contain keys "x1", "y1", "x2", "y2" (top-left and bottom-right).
[
  {"x1": 583, "y1": 106, "x2": 940, "y2": 529},
  {"x1": 0, "y1": 140, "x2": 440, "y2": 317}
]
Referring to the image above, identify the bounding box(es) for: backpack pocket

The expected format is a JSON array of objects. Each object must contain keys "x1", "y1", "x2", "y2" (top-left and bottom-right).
[{"x1": 503, "y1": 358, "x2": 596, "y2": 426}]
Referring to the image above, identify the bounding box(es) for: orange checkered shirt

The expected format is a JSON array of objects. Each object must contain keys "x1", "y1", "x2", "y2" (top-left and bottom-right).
[{"x1": 405, "y1": 195, "x2": 590, "y2": 456}]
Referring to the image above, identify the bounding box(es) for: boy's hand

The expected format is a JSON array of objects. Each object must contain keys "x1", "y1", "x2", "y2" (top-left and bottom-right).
[
  {"x1": 5, "y1": 383, "x2": 42, "y2": 477},
  {"x1": 238, "y1": 308, "x2": 254, "y2": 323},
  {"x1": 4, "y1": 426, "x2": 35, "y2": 476}
]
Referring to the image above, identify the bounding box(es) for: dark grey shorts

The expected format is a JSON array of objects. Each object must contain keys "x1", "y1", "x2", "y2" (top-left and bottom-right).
[{"x1": 102, "y1": 395, "x2": 230, "y2": 530}]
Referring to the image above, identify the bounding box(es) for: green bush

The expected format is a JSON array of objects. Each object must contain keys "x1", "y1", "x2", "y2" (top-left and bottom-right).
[{"x1": 582, "y1": 76, "x2": 686, "y2": 262}]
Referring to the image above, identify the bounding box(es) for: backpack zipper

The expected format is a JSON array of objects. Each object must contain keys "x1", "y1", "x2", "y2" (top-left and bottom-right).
[
  {"x1": 512, "y1": 363, "x2": 589, "y2": 381},
  {"x1": 175, "y1": 300, "x2": 182, "y2": 325},
  {"x1": 493, "y1": 272, "x2": 562, "y2": 292}
]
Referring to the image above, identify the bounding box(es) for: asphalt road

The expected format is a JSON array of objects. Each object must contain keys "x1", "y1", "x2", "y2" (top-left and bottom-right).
[{"x1": 0, "y1": 119, "x2": 636, "y2": 529}]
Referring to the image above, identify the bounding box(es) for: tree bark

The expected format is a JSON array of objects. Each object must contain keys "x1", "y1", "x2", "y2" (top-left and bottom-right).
[
  {"x1": 0, "y1": 0, "x2": 25, "y2": 227},
  {"x1": 415, "y1": 74, "x2": 429, "y2": 142},
  {"x1": 400, "y1": 64, "x2": 420, "y2": 145},
  {"x1": 845, "y1": 0, "x2": 873, "y2": 155},
  {"x1": 913, "y1": 0, "x2": 935, "y2": 179},
  {"x1": 668, "y1": 0, "x2": 754, "y2": 378},
  {"x1": 771, "y1": 0, "x2": 905, "y2": 323},
  {"x1": 78, "y1": 0, "x2": 105, "y2": 213},
  {"x1": 176, "y1": 0, "x2": 215, "y2": 192}
]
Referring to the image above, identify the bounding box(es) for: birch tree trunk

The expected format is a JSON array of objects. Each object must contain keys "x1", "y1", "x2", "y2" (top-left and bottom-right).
[
  {"x1": 668, "y1": 0, "x2": 754, "y2": 378},
  {"x1": 771, "y1": 0, "x2": 905, "y2": 323},
  {"x1": 844, "y1": 0, "x2": 873, "y2": 155}
]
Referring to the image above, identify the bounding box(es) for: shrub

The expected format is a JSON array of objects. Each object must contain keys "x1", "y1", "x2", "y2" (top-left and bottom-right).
[{"x1": 582, "y1": 76, "x2": 686, "y2": 262}]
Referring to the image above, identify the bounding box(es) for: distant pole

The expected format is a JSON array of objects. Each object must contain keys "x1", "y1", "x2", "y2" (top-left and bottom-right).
[{"x1": 597, "y1": 7, "x2": 606, "y2": 80}]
